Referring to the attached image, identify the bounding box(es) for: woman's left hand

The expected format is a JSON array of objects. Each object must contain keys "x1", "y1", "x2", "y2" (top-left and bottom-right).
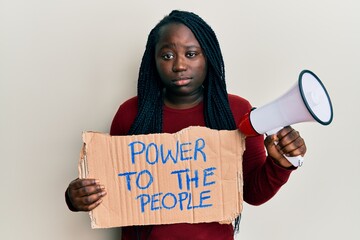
[{"x1": 264, "y1": 126, "x2": 307, "y2": 168}]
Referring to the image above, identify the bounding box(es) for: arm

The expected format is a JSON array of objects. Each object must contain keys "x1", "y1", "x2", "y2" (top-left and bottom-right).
[
  {"x1": 228, "y1": 94, "x2": 306, "y2": 205},
  {"x1": 242, "y1": 126, "x2": 306, "y2": 205},
  {"x1": 65, "y1": 98, "x2": 137, "y2": 212}
]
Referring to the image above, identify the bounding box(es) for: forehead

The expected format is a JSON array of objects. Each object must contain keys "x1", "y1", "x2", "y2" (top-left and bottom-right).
[{"x1": 156, "y1": 23, "x2": 200, "y2": 47}]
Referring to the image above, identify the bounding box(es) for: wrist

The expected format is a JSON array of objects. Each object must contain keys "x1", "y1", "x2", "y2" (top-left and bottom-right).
[{"x1": 272, "y1": 156, "x2": 294, "y2": 169}]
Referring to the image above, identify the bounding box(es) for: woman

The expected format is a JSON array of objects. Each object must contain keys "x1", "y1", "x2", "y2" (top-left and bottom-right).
[{"x1": 66, "y1": 10, "x2": 306, "y2": 240}]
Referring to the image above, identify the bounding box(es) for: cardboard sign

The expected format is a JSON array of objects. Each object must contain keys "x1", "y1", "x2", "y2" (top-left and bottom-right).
[{"x1": 79, "y1": 126, "x2": 245, "y2": 229}]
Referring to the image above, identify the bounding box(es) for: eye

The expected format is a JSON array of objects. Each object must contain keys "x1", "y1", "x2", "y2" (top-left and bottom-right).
[
  {"x1": 186, "y1": 51, "x2": 198, "y2": 58},
  {"x1": 161, "y1": 52, "x2": 174, "y2": 60}
]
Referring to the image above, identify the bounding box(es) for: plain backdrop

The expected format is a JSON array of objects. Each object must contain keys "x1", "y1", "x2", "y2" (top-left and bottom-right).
[{"x1": 1, "y1": 0, "x2": 359, "y2": 239}]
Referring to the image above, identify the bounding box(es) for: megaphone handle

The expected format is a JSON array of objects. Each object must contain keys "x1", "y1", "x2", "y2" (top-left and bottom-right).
[{"x1": 266, "y1": 128, "x2": 304, "y2": 167}]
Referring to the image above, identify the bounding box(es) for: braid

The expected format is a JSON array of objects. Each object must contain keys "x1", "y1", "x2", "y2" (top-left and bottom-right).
[
  {"x1": 129, "y1": 10, "x2": 236, "y2": 134},
  {"x1": 128, "y1": 28, "x2": 163, "y2": 134},
  {"x1": 165, "y1": 10, "x2": 236, "y2": 130},
  {"x1": 128, "y1": 10, "x2": 240, "y2": 231}
]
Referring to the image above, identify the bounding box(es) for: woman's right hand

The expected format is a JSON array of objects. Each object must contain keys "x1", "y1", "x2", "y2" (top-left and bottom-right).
[{"x1": 66, "y1": 178, "x2": 107, "y2": 211}]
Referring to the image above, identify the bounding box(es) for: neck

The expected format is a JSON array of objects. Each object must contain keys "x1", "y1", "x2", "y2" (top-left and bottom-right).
[{"x1": 163, "y1": 88, "x2": 204, "y2": 109}]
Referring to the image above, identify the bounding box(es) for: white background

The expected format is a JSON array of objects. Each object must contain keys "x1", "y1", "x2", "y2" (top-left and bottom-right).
[{"x1": 1, "y1": 0, "x2": 359, "y2": 239}]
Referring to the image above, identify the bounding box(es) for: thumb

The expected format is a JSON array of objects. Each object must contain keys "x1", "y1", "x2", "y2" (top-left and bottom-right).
[
  {"x1": 264, "y1": 133, "x2": 278, "y2": 148},
  {"x1": 264, "y1": 133, "x2": 284, "y2": 159}
]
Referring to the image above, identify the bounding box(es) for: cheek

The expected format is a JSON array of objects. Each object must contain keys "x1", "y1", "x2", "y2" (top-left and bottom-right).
[
  {"x1": 156, "y1": 60, "x2": 169, "y2": 76},
  {"x1": 199, "y1": 61, "x2": 208, "y2": 79},
  {"x1": 156, "y1": 63, "x2": 173, "y2": 86},
  {"x1": 155, "y1": 61, "x2": 165, "y2": 79}
]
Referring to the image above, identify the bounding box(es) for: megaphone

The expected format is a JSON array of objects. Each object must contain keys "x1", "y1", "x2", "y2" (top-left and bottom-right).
[{"x1": 238, "y1": 70, "x2": 333, "y2": 167}]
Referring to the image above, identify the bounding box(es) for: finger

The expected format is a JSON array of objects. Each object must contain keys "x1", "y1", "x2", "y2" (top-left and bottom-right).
[
  {"x1": 72, "y1": 190, "x2": 107, "y2": 211},
  {"x1": 69, "y1": 178, "x2": 99, "y2": 190},
  {"x1": 280, "y1": 135, "x2": 306, "y2": 156},
  {"x1": 77, "y1": 184, "x2": 106, "y2": 197},
  {"x1": 264, "y1": 133, "x2": 277, "y2": 146},
  {"x1": 264, "y1": 134, "x2": 285, "y2": 158},
  {"x1": 82, "y1": 198, "x2": 104, "y2": 211},
  {"x1": 277, "y1": 128, "x2": 299, "y2": 148},
  {"x1": 283, "y1": 136, "x2": 307, "y2": 156},
  {"x1": 276, "y1": 126, "x2": 294, "y2": 139},
  {"x1": 78, "y1": 191, "x2": 107, "y2": 209},
  {"x1": 282, "y1": 138, "x2": 304, "y2": 154},
  {"x1": 286, "y1": 143, "x2": 307, "y2": 157}
]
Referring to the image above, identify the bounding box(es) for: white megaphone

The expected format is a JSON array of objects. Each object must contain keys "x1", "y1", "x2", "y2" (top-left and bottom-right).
[{"x1": 238, "y1": 70, "x2": 333, "y2": 167}]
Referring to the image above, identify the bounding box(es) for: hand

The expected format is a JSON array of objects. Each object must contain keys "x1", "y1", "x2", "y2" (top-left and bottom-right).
[
  {"x1": 66, "y1": 178, "x2": 107, "y2": 211},
  {"x1": 264, "y1": 126, "x2": 307, "y2": 168}
]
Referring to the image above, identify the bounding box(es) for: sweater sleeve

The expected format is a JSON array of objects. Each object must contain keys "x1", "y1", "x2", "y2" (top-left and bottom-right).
[
  {"x1": 110, "y1": 96, "x2": 138, "y2": 136},
  {"x1": 242, "y1": 134, "x2": 295, "y2": 205}
]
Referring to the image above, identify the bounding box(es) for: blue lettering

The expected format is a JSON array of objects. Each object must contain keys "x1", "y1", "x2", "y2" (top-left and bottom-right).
[
  {"x1": 177, "y1": 192, "x2": 189, "y2": 211},
  {"x1": 171, "y1": 169, "x2": 189, "y2": 190},
  {"x1": 162, "y1": 192, "x2": 177, "y2": 210},
  {"x1": 118, "y1": 171, "x2": 137, "y2": 191},
  {"x1": 199, "y1": 190, "x2": 212, "y2": 208},
  {"x1": 128, "y1": 141, "x2": 145, "y2": 164},
  {"x1": 186, "y1": 191, "x2": 193, "y2": 210},
  {"x1": 136, "y1": 194, "x2": 150, "y2": 213},
  {"x1": 203, "y1": 167, "x2": 216, "y2": 187},
  {"x1": 180, "y1": 142, "x2": 192, "y2": 161},
  {"x1": 146, "y1": 142, "x2": 158, "y2": 165},
  {"x1": 160, "y1": 141, "x2": 179, "y2": 164},
  {"x1": 128, "y1": 138, "x2": 206, "y2": 166},
  {"x1": 136, "y1": 190, "x2": 213, "y2": 213},
  {"x1": 136, "y1": 170, "x2": 153, "y2": 190},
  {"x1": 186, "y1": 169, "x2": 199, "y2": 191},
  {"x1": 194, "y1": 138, "x2": 206, "y2": 162},
  {"x1": 151, "y1": 192, "x2": 163, "y2": 211}
]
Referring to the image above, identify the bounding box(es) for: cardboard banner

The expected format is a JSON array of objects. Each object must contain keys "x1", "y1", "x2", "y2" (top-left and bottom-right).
[{"x1": 79, "y1": 126, "x2": 245, "y2": 229}]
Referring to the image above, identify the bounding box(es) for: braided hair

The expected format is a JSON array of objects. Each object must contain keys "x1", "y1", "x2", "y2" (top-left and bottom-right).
[
  {"x1": 128, "y1": 9, "x2": 236, "y2": 134},
  {"x1": 128, "y1": 10, "x2": 240, "y2": 232}
]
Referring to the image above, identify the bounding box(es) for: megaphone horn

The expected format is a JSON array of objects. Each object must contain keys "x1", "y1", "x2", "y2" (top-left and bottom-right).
[
  {"x1": 238, "y1": 70, "x2": 333, "y2": 167},
  {"x1": 238, "y1": 70, "x2": 334, "y2": 137}
]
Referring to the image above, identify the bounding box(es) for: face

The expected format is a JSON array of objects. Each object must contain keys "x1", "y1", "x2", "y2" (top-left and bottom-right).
[{"x1": 155, "y1": 23, "x2": 207, "y2": 99}]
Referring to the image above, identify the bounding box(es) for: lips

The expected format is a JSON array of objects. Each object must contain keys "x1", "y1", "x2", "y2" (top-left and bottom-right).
[{"x1": 173, "y1": 77, "x2": 192, "y2": 86}]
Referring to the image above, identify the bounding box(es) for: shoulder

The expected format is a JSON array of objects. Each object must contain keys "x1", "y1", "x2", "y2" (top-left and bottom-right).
[
  {"x1": 228, "y1": 93, "x2": 251, "y2": 107},
  {"x1": 227, "y1": 93, "x2": 252, "y2": 123},
  {"x1": 119, "y1": 96, "x2": 138, "y2": 110},
  {"x1": 110, "y1": 96, "x2": 138, "y2": 135}
]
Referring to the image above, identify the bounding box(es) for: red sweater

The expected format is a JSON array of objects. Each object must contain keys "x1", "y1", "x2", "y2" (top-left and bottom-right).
[{"x1": 110, "y1": 94, "x2": 294, "y2": 240}]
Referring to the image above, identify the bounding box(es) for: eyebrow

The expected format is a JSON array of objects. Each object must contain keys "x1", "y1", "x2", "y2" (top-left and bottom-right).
[
  {"x1": 157, "y1": 43, "x2": 175, "y2": 50},
  {"x1": 157, "y1": 43, "x2": 201, "y2": 51}
]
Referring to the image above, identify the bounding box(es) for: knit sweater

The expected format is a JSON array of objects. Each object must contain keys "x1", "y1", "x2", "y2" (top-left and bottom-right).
[{"x1": 109, "y1": 94, "x2": 294, "y2": 240}]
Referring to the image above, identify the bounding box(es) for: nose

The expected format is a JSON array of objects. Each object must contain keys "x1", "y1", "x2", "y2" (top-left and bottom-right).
[{"x1": 172, "y1": 56, "x2": 187, "y2": 72}]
